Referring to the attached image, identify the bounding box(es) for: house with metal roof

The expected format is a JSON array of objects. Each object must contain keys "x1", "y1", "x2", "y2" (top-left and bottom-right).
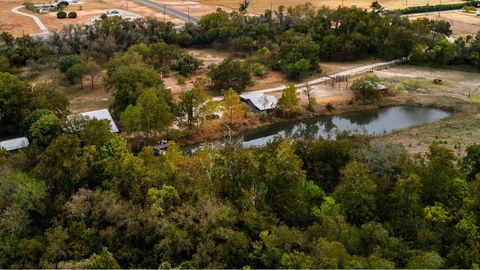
[
  {"x1": 239, "y1": 93, "x2": 278, "y2": 111},
  {"x1": 0, "y1": 137, "x2": 29, "y2": 152},
  {"x1": 79, "y1": 109, "x2": 119, "y2": 133}
]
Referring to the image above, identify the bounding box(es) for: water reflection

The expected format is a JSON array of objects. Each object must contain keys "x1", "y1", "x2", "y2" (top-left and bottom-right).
[{"x1": 187, "y1": 106, "x2": 451, "y2": 152}]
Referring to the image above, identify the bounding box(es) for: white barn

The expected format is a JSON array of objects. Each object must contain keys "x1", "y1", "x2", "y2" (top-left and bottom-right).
[
  {"x1": 239, "y1": 93, "x2": 277, "y2": 111},
  {"x1": 0, "y1": 137, "x2": 29, "y2": 152}
]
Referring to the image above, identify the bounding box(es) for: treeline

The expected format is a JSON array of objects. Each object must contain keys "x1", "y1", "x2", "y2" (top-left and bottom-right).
[
  {"x1": 2, "y1": 127, "x2": 480, "y2": 268},
  {"x1": 409, "y1": 33, "x2": 480, "y2": 69},
  {"x1": 1, "y1": 4, "x2": 452, "y2": 80},
  {"x1": 395, "y1": 1, "x2": 480, "y2": 14}
]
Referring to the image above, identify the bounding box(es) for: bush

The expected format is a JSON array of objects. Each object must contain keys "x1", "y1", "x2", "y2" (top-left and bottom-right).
[
  {"x1": 464, "y1": 5, "x2": 477, "y2": 12},
  {"x1": 68, "y1": 11, "x2": 77, "y2": 18},
  {"x1": 176, "y1": 75, "x2": 186, "y2": 85},
  {"x1": 250, "y1": 62, "x2": 267, "y2": 77},
  {"x1": 23, "y1": 2, "x2": 36, "y2": 12},
  {"x1": 56, "y1": 11, "x2": 67, "y2": 19},
  {"x1": 351, "y1": 75, "x2": 382, "y2": 103}
]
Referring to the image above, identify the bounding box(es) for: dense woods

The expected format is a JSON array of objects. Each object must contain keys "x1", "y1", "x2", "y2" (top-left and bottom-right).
[
  {"x1": 2, "y1": 130, "x2": 480, "y2": 268},
  {"x1": 1, "y1": 3, "x2": 480, "y2": 268}
]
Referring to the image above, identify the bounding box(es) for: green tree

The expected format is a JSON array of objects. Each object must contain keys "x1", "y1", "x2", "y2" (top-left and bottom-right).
[
  {"x1": 222, "y1": 88, "x2": 244, "y2": 124},
  {"x1": 0, "y1": 72, "x2": 32, "y2": 135},
  {"x1": 334, "y1": 161, "x2": 377, "y2": 225},
  {"x1": 433, "y1": 39, "x2": 456, "y2": 66},
  {"x1": 0, "y1": 173, "x2": 46, "y2": 266},
  {"x1": 208, "y1": 58, "x2": 253, "y2": 93},
  {"x1": 31, "y1": 84, "x2": 69, "y2": 117},
  {"x1": 120, "y1": 88, "x2": 174, "y2": 134},
  {"x1": 262, "y1": 140, "x2": 309, "y2": 223},
  {"x1": 406, "y1": 251, "x2": 444, "y2": 269},
  {"x1": 178, "y1": 88, "x2": 208, "y2": 129},
  {"x1": 105, "y1": 64, "x2": 165, "y2": 115},
  {"x1": 461, "y1": 144, "x2": 480, "y2": 180},
  {"x1": 28, "y1": 113, "x2": 62, "y2": 146},
  {"x1": 389, "y1": 174, "x2": 424, "y2": 239},
  {"x1": 175, "y1": 55, "x2": 202, "y2": 76},
  {"x1": 65, "y1": 63, "x2": 86, "y2": 88},
  {"x1": 85, "y1": 59, "x2": 102, "y2": 90},
  {"x1": 58, "y1": 55, "x2": 82, "y2": 74},
  {"x1": 277, "y1": 83, "x2": 300, "y2": 117},
  {"x1": 351, "y1": 75, "x2": 382, "y2": 103},
  {"x1": 420, "y1": 144, "x2": 459, "y2": 204},
  {"x1": 79, "y1": 119, "x2": 113, "y2": 148},
  {"x1": 33, "y1": 135, "x2": 88, "y2": 200},
  {"x1": 22, "y1": 109, "x2": 55, "y2": 133}
]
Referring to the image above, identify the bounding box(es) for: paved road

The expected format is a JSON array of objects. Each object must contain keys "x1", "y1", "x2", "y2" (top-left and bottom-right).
[
  {"x1": 212, "y1": 59, "x2": 401, "y2": 101},
  {"x1": 11, "y1": 6, "x2": 49, "y2": 32},
  {"x1": 134, "y1": 0, "x2": 200, "y2": 25}
]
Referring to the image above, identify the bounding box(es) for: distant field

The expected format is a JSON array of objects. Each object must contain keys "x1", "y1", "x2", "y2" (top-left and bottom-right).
[
  {"x1": 408, "y1": 11, "x2": 480, "y2": 38},
  {"x1": 199, "y1": 0, "x2": 465, "y2": 14}
]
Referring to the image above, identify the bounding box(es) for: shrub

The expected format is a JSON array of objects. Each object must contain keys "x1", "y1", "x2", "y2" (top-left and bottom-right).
[
  {"x1": 351, "y1": 75, "x2": 382, "y2": 103},
  {"x1": 23, "y1": 2, "x2": 36, "y2": 12},
  {"x1": 68, "y1": 11, "x2": 77, "y2": 18},
  {"x1": 176, "y1": 75, "x2": 186, "y2": 85},
  {"x1": 325, "y1": 103, "x2": 335, "y2": 113},
  {"x1": 250, "y1": 62, "x2": 267, "y2": 77},
  {"x1": 57, "y1": 11, "x2": 67, "y2": 18}
]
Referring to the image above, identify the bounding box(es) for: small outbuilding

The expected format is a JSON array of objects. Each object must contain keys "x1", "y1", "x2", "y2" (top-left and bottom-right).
[
  {"x1": 239, "y1": 93, "x2": 278, "y2": 111},
  {"x1": 0, "y1": 137, "x2": 29, "y2": 152},
  {"x1": 79, "y1": 109, "x2": 119, "y2": 133}
]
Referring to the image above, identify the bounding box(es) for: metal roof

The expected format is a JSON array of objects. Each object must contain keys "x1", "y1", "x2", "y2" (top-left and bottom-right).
[
  {"x1": 80, "y1": 109, "x2": 119, "y2": 133},
  {"x1": 239, "y1": 93, "x2": 278, "y2": 111},
  {"x1": 0, "y1": 137, "x2": 29, "y2": 151}
]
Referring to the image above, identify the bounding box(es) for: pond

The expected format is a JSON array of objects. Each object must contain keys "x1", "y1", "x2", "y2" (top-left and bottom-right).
[{"x1": 186, "y1": 106, "x2": 452, "y2": 152}]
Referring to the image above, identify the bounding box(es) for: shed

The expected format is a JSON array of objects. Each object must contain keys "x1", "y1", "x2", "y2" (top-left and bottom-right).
[
  {"x1": 79, "y1": 109, "x2": 119, "y2": 133},
  {"x1": 0, "y1": 137, "x2": 29, "y2": 152},
  {"x1": 239, "y1": 93, "x2": 278, "y2": 111}
]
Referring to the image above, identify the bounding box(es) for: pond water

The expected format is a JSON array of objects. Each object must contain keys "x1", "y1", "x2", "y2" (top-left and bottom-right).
[{"x1": 186, "y1": 106, "x2": 452, "y2": 152}]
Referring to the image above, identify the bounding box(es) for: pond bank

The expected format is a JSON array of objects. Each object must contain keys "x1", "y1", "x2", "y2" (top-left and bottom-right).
[{"x1": 175, "y1": 94, "x2": 466, "y2": 147}]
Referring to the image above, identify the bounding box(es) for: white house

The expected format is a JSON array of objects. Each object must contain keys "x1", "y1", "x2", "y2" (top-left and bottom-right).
[
  {"x1": 239, "y1": 93, "x2": 278, "y2": 111},
  {"x1": 0, "y1": 137, "x2": 29, "y2": 152}
]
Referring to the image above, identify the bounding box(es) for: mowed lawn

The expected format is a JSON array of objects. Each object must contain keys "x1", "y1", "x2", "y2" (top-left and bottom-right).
[{"x1": 200, "y1": 0, "x2": 464, "y2": 14}]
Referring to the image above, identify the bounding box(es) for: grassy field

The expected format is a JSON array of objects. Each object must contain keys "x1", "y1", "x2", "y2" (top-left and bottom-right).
[{"x1": 200, "y1": 0, "x2": 465, "y2": 14}]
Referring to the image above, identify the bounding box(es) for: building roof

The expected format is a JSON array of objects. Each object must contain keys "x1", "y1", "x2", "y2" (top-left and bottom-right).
[
  {"x1": 0, "y1": 137, "x2": 29, "y2": 151},
  {"x1": 80, "y1": 109, "x2": 119, "y2": 133},
  {"x1": 239, "y1": 93, "x2": 278, "y2": 111}
]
